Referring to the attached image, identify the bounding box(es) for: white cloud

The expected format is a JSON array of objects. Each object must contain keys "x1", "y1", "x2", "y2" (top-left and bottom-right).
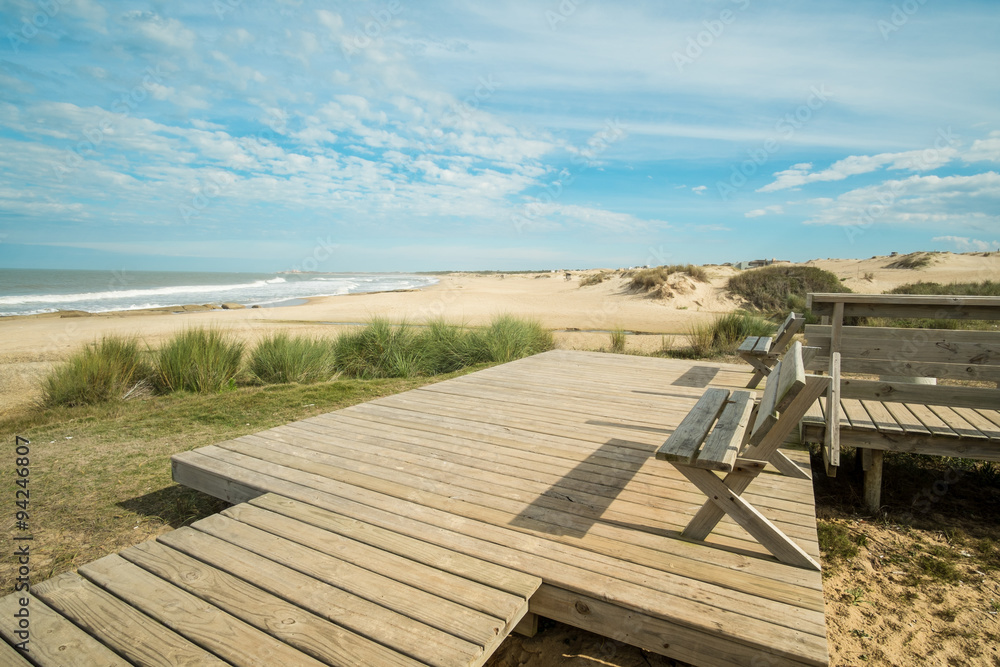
[
  {"x1": 804, "y1": 172, "x2": 1000, "y2": 230},
  {"x1": 691, "y1": 185, "x2": 707, "y2": 195},
  {"x1": 965, "y1": 131, "x2": 1000, "y2": 163},
  {"x1": 122, "y1": 11, "x2": 196, "y2": 51},
  {"x1": 932, "y1": 236, "x2": 1000, "y2": 252},
  {"x1": 759, "y1": 147, "x2": 961, "y2": 192},
  {"x1": 745, "y1": 205, "x2": 784, "y2": 218}
]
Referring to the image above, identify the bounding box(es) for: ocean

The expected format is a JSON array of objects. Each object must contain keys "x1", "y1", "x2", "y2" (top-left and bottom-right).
[{"x1": 0, "y1": 269, "x2": 438, "y2": 317}]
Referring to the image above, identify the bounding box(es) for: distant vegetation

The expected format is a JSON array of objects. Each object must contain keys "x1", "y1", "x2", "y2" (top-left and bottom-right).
[
  {"x1": 727, "y1": 265, "x2": 849, "y2": 317},
  {"x1": 859, "y1": 280, "x2": 1000, "y2": 330},
  {"x1": 628, "y1": 264, "x2": 709, "y2": 291},
  {"x1": 884, "y1": 251, "x2": 936, "y2": 269},
  {"x1": 42, "y1": 317, "x2": 553, "y2": 407},
  {"x1": 887, "y1": 280, "x2": 1000, "y2": 296},
  {"x1": 579, "y1": 271, "x2": 610, "y2": 287}
]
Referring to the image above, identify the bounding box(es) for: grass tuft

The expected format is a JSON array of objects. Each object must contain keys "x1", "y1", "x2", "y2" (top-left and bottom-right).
[
  {"x1": 153, "y1": 328, "x2": 245, "y2": 393},
  {"x1": 885, "y1": 251, "x2": 935, "y2": 269},
  {"x1": 609, "y1": 327, "x2": 627, "y2": 353},
  {"x1": 333, "y1": 318, "x2": 422, "y2": 379},
  {"x1": 470, "y1": 314, "x2": 554, "y2": 364},
  {"x1": 727, "y1": 265, "x2": 849, "y2": 316},
  {"x1": 42, "y1": 336, "x2": 153, "y2": 407},
  {"x1": 686, "y1": 311, "x2": 774, "y2": 357},
  {"x1": 249, "y1": 333, "x2": 336, "y2": 384},
  {"x1": 579, "y1": 272, "x2": 609, "y2": 287}
]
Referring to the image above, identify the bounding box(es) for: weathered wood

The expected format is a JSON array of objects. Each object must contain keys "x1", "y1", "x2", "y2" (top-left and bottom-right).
[
  {"x1": 738, "y1": 336, "x2": 761, "y2": 353},
  {"x1": 749, "y1": 358, "x2": 783, "y2": 443},
  {"x1": 829, "y1": 301, "x2": 845, "y2": 353},
  {"x1": 0, "y1": 638, "x2": 32, "y2": 666},
  {"x1": 823, "y1": 354, "x2": 841, "y2": 476},
  {"x1": 32, "y1": 571, "x2": 228, "y2": 667},
  {"x1": 513, "y1": 612, "x2": 538, "y2": 638},
  {"x1": 840, "y1": 378, "x2": 1000, "y2": 410},
  {"x1": 864, "y1": 450, "x2": 884, "y2": 512},
  {"x1": 808, "y1": 293, "x2": 1000, "y2": 321},
  {"x1": 677, "y1": 467, "x2": 821, "y2": 571},
  {"x1": 698, "y1": 390, "x2": 754, "y2": 471},
  {"x1": 752, "y1": 336, "x2": 773, "y2": 355},
  {"x1": 775, "y1": 341, "x2": 807, "y2": 412},
  {"x1": 656, "y1": 388, "x2": 730, "y2": 463},
  {"x1": 0, "y1": 592, "x2": 129, "y2": 666},
  {"x1": 79, "y1": 554, "x2": 331, "y2": 667}
]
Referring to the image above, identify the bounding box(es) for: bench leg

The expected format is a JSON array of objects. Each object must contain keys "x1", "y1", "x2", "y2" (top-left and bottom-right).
[
  {"x1": 675, "y1": 466, "x2": 821, "y2": 571},
  {"x1": 738, "y1": 354, "x2": 773, "y2": 389},
  {"x1": 768, "y1": 449, "x2": 811, "y2": 480}
]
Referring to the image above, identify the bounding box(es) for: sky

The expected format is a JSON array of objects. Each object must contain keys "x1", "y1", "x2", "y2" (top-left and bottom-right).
[{"x1": 0, "y1": 0, "x2": 998, "y2": 273}]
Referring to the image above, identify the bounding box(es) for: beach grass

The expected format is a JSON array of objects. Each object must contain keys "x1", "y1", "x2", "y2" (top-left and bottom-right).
[
  {"x1": 860, "y1": 280, "x2": 1000, "y2": 330},
  {"x1": 689, "y1": 311, "x2": 775, "y2": 356},
  {"x1": 609, "y1": 327, "x2": 627, "y2": 353},
  {"x1": 333, "y1": 317, "x2": 423, "y2": 379},
  {"x1": 42, "y1": 335, "x2": 153, "y2": 407},
  {"x1": 153, "y1": 328, "x2": 245, "y2": 393},
  {"x1": 470, "y1": 314, "x2": 553, "y2": 364},
  {"x1": 248, "y1": 333, "x2": 337, "y2": 384},
  {"x1": 629, "y1": 264, "x2": 708, "y2": 291}
]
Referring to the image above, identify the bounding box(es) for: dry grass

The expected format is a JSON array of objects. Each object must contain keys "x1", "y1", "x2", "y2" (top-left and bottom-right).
[
  {"x1": 628, "y1": 264, "x2": 708, "y2": 291},
  {"x1": 884, "y1": 251, "x2": 936, "y2": 269}
]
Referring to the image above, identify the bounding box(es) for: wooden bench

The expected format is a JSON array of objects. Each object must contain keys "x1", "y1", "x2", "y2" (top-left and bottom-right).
[
  {"x1": 737, "y1": 311, "x2": 804, "y2": 388},
  {"x1": 656, "y1": 341, "x2": 827, "y2": 571},
  {"x1": 800, "y1": 293, "x2": 1000, "y2": 511}
]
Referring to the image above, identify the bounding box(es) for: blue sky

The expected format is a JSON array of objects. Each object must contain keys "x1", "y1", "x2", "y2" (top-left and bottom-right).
[{"x1": 1, "y1": 0, "x2": 998, "y2": 272}]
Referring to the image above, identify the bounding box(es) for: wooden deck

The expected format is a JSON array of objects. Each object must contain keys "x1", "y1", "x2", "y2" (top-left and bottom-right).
[{"x1": 170, "y1": 349, "x2": 830, "y2": 667}]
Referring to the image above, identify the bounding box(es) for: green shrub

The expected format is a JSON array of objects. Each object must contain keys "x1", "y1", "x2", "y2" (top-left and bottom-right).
[
  {"x1": 727, "y1": 265, "x2": 849, "y2": 315},
  {"x1": 629, "y1": 264, "x2": 709, "y2": 291},
  {"x1": 334, "y1": 318, "x2": 421, "y2": 379},
  {"x1": 687, "y1": 311, "x2": 775, "y2": 357},
  {"x1": 417, "y1": 319, "x2": 481, "y2": 374},
  {"x1": 42, "y1": 336, "x2": 153, "y2": 407},
  {"x1": 154, "y1": 328, "x2": 245, "y2": 393},
  {"x1": 470, "y1": 314, "x2": 553, "y2": 364},
  {"x1": 249, "y1": 333, "x2": 336, "y2": 384}
]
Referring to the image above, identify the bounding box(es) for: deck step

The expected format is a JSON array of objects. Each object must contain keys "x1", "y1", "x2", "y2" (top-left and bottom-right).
[{"x1": 0, "y1": 494, "x2": 540, "y2": 667}]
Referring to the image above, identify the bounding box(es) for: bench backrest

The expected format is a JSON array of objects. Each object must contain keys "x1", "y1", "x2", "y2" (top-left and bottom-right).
[
  {"x1": 803, "y1": 324, "x2": 1000, "y2": 384},
  {"x1": 807, "y1": 293, "x2": 1000, "y2": 322}
]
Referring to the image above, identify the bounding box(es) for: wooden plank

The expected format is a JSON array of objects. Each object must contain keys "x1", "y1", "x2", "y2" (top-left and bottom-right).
[
  {"x1": 154, "y1": 525, "x2": 481, "y2": 667},
  {"x1": 0, "y1": 592, "x2": 129, "y2": 666},
  {"x1": 697, "y1": 391, "x2": 755, "y2": 472},
  {"x1": 752, "y1": 336, "x2": 772, "y2": 355},
  {"x1": 738, "y1": 336, "x2": 761, "y2": 354},
  {"x1": 32, "y1": 571, "x2": 228, "y2": 667},
  {"x1": 882, "y1": 402, "x2": 932, "y2": 435},
  {"x1": 771, "y1": 313, "x2": 804, "y2": 354},
  {"x1": 0, "y1": 638, "x2": 32, "y2": 666},
  {"x1": 803, "y1": 325, "x2": 1000, "y2": 368},
  {"x1": 840, "y1": 379, "x2": 1000, "y2": 410},
  {"x1": 183, "y1": 513, "x2": 504, "y2": 652},
  {"x1": 808, "y1": 293, "x2": 1000, "y2": 320},
  {"x1": 79, "y1": 554, "x2": 331, "y2": 667},
  {"x1": 809, "y1": 293, "x2": 1000, "y2": 307},
  {"x1": 830, "y1": 429, "x2": 1000, "y2": 461},
  {"x1": 824, "y1": 353, "x2": 841, "y2": 474},
  {"x1": 656, "y1": 388, "x2": 729, "y2": 463},
  {"x1": 249, "y1": 493, "x2": 541, "y2": 599},
  {"x1": 860, "y1": 401, "x2": 905, "y2": 434},
  {"x1": 928, "y1": 406, "x2": 988, "y2": 439},
  {"x1": 530, "y1": 585, "x2": 827, "y2": 667},
  {"x1": 904, "y1": 403, "x2": 960, "y2": 437},
  {"x1": 749, "y1": 359, "x2": 783, "y2": 443},
  {"x1": 774, "y1": 341, "x2": 807, "y2": 412}
]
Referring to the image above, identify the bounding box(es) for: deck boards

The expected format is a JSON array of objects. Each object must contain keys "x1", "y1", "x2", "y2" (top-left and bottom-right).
[{"x1": 170, "y1": 349, "x2": 829, "y2": 667}]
